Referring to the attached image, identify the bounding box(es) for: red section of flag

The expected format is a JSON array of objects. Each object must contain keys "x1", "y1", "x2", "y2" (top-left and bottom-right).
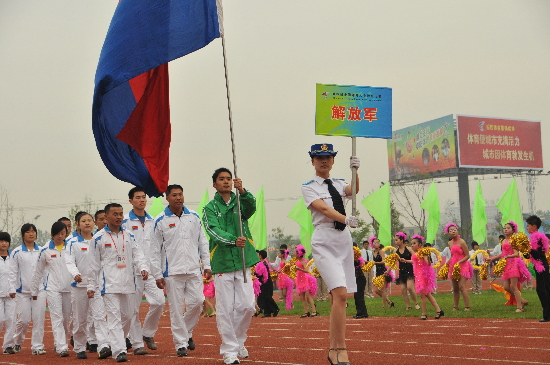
[{"x1": 117, "y1": 64, "x2": 171, "y2": 194}]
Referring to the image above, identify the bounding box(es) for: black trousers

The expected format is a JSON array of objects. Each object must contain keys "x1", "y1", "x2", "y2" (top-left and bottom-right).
[
  {"x1": 535, "y1": 270, "x2": 550, "y2": 320},
  {"x1": 354, "y1": 274, "x2": 368, "y2": 316},
  {"x1": 257, "y1": 279, "x2": 279, "y2": 315}
]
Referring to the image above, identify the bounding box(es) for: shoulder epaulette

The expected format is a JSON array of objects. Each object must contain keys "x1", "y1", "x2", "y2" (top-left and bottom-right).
[{"x1": 302, "y1": 180, "x2": 314, "y2": 185}]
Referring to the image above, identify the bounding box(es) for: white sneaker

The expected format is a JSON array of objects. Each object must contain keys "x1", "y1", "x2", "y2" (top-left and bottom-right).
[
  {"x1": 238, "y1": 347, "x2": 249, "y2": 358},
  {"x1": 224, "y1": 355, "x2": 240, "y2": 364}
]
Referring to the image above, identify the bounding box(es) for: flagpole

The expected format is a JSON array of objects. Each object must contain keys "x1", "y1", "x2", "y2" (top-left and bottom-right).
[
  {"x1": 220, "y1": 33, "x2": 248, "y2": 283},
  {"x1": 351, "y1": 137, "x2": 357, "y2": 216}
]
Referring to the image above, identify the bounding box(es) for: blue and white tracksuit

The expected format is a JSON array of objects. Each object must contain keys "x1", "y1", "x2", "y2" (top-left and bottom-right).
[
  {"x1": 122, "y1": 210, "x2": 165, "y2": 349},
  {"x1": 88, "y1": 226, "x2": 148, "y2": 358},
  {"x1": 65, "y1": 234, "x2": 109, "y2": 353},
  {"x1": 0, "y1": 251, "x2": 15, "y2": 350},
  {"x1": 30, "y1": 240, "x2": 73, "y2": 354},
  {"x1": 9, "y1": 242, "x2": 46, "y2": 351},
  {"x1": 150, "y1": 206, "x2": 210, "y2": 351}
]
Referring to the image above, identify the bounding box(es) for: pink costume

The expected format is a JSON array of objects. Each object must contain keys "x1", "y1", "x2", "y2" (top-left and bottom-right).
[
  {"x1": 295, "y1": 259, "x2": 317, "y2": 296},
  {"x1": 448, "y1": 243, "x2": 474, "y2": 280},
  {"x1": 203, "y1": 279, "x2": 215, "y2": 298},
  {"x1": 277, "y1": 261, "x2": 294, "y2": 310},
  {"x1": 412, "y1": 254, "x2": 436, "y2": 295},
  {"x1": 501, "y1": 241, "x2": 532, "y2": 283}
]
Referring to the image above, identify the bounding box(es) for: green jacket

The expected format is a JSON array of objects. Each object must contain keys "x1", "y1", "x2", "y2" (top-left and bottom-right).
[{"x1": 203, "y1": 190, "x2": 260, "y2": 274}]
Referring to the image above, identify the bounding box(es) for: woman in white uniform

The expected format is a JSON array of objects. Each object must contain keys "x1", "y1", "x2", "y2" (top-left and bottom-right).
[{"x1": 301, "y1": 143, "x2": 359, "y2": 365}]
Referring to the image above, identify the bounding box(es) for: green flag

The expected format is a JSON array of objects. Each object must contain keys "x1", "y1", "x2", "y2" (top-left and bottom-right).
[
  {"x1": 496, "y1": 178, "x2": 524, "y2": 232},
  {"x1": 420, "y1": 181, "x2": 440, "y2": 244},
  {"x1": 361, "y1": 182, "x2": 391, "y2": 245},
  {"x1": 288, "y1": 197, "x2": 314, "y2": 255},
  {"x1": 472, "y1": 181, "x2": 488, "y2": 243},
  {"x1": 249, "y1": 186, "x2": 267, "y2": 250},
  {"x1": 148, "y1": 197, "x2": 165, "y2": 218},
  {"x1": 195, "y1": 189, "x2": 210, "y2": 236}
]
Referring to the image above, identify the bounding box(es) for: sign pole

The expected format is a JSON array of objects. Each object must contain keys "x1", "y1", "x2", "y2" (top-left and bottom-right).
[{"x1": 351, "y1": 137, "x2": 357, "y2": 216}]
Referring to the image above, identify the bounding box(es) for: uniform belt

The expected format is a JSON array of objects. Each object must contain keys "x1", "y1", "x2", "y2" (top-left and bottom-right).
[{"x1": 315, "y1": 223, "x2": 336, "y2": 228}]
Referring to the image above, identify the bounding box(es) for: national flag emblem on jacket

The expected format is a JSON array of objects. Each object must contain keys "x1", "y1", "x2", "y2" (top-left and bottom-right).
[
  {"x1": 92, "y1": 0, "x2": 223, "y2": 197},
  {"x1": 105, "y1": 243, "x2": 112, "y2": 248},
  {"x1": 81, "y1": 247, "x2": 88, "y2": 251},
  {"x1": 169, "y1": 223, "x2": 176, "y2": 229},
  {"x1": 132, "y1": 226, "x2": 139, "y2": 230},
  {"x1": 50, "y1": 254, "x2": 57, "y2": 258}
]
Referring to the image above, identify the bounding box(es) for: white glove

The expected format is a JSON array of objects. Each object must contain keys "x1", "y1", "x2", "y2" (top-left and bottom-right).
[
  {"x1": 345, "y1": 216, "x2": 359, "y2": 228},
  {"x1": 350, "y1": 156, "x2": 360, "y2": 170}
]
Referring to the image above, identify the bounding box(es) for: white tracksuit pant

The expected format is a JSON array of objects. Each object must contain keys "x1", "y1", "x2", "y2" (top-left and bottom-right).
[
  {"x1": 47, "y1": 291, "x2": 72, "y2": 354},
  {"x1": 0, "y1": 297, "x2": 16, "y2": 349},
  {"x1": 128, "y1": 276, "x2": 165, "y2": 349},
  {"x1": 71, "y1": 287, "x2": 109, "y2": 353},
  {"x1": 103, "y1": 293, "x2": 134, "y2": 358},
  {"x1": 14, "y1": 291, "x2": 46, "y2": 351},
  {"x1": 214, "y1": 270, "x2": 255, "y2": 358},
  {"x1": 165, "y1": 273, "x2": 204, "y2": 351}
]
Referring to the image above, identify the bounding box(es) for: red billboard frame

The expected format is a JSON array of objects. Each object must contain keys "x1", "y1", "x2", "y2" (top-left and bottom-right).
[{"x1": 456, "y1": 115, "x2": 543, "y2": 170}]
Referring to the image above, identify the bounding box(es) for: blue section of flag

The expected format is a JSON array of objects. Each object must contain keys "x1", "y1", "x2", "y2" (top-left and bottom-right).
[{"x1": 92, "y1": 0, "x2": 221, "y2": 196}]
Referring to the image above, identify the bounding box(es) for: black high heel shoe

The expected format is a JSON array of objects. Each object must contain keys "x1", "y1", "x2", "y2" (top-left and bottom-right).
[
  {"x1": 327, "y1": 348, "x2": 350, "y2": 365},
  {"x1": 300, "y1": 312, "x2": 310, "y2": 318},
  {"x1": 435, "y1": 310, "x2": 445, "y2": 319},
  {"x1": 388, "y1": 300, "x2": 395, "y2": 308}
]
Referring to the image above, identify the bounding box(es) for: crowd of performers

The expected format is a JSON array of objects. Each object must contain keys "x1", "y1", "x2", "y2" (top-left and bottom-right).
[{"x1": 0, "y1": 146, "x2": 549, "y2": 365}]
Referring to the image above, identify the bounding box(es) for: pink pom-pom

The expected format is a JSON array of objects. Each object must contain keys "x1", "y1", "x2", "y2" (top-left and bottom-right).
[{"x1": 444, "y1": 222, "x2": 458, "y2": 234}]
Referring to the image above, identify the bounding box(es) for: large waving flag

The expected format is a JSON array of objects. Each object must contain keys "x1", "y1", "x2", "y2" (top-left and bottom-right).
[
  {"x1": 420, "y1": 181, "x2": 440, "y2": 244},
  {"x1": 92, "y1": 0, "x2": 223, "y2": 196},
  {"x1": 496, "y1": 178, "x2": 524, "y2": 232},
  {"x1": 288, "y1": 198, "x2": 314, "y2": 255},
  {"x1": 361, "y1": 182, "x2": 391, "y2": 245},
  {"x1": 249, "y1": 187, "x2": 267, "y2": 250},
  {"x1": 472, "y1": 181, "x2": 488, "y2": 243}
]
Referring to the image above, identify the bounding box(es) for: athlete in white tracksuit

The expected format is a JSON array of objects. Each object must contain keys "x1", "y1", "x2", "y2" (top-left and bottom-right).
[
  {"x1": 0, "y1": 235, "x2": 16, "y2": 354},
  {"x1": 88, "y1": 204, "x2": 148, "y2": 360},
  {"x1": 122, "y1": 208, "x2": 165, "y2": 352},
  {"x1": 30, "y1": 226, "x2": 73, "y2": 356},
  {"x1": 150, "y1": 186, "x2": 211, "y2": 357},
  {"x1": 9, "y1": 224, "x2": 46, "y2": 354},
  {"x1": 65, "y1": 231, "x2": 110, "y2": 356}
]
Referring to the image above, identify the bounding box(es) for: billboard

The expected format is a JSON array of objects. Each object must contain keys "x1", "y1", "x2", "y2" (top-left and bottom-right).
[
  {"x1": 315, "y1": 83, "x2": 392, "y2": 138},
  {"x1": 388, "y1": 115, "x2": 456, "y2": 181},
  {"x1": 456, "y1": 115, "x2": 543, "y2": 169}
]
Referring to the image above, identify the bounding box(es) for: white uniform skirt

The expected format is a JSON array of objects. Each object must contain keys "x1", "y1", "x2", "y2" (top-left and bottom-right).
[{"x1": 311, "y1": 223, "x2": 356, "y2": 293}]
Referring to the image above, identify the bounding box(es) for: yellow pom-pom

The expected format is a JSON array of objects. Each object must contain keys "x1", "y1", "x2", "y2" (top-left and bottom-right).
[
  {"x1": 373, "y1": 275, "x2": 386, "y2": 290},
  {"x1": 311, "y1": 266, "x2": 321, "y2": 278},
  {"x1": 437, "y1": 263, "x2": 449, "y2": 280},
  {"x1": 269, "y1": 271, "x2": 278, "y2": 281},
  {"x1": 281, "y1": 263, "x2": 291, "y2": 276},
  {"x1": 353, "y1": 246, "x2": 362, "y2": 260},
  {"x1": 250, "y1": 266, "x2": 256, "y2": 276},
  {"x1": 289, "y1": 264, "x2": 297, "y2": 279},
  {"x1": 382, "y1": 246, "x2": 396, "y2": 253},
  {"x1": 493, "y1": 258, "x2": 507, "y2": 277},
  {"x1": 479, "y1": 263, "x2": 489, "y2": 280},
  {"x1": 510, "y1": 232, "x2": 530, "y2": 256},
  {"x1": 362, "y1": 261, "x2": 375, "y2": 273},
  {"x1": 290, "y1": 257, "x2": 298, "y2": 265},
  {"x1": 451, "y1": 263, "x2": 461, "y2": 281},
  {"x1": 470, "y1": 249, "x2": 490, "y2": 270},
  {"x1": 384, "y1": 253, "x2": 400, "y2": 271}
]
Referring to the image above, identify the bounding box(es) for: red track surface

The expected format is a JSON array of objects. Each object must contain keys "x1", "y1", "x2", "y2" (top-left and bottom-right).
[{"x1": 4, "y1": 300, "x2": 549, "y2": 365}]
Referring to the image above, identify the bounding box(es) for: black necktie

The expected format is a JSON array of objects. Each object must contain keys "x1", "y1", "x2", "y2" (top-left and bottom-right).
[{"x1": 324, "y1": 179, "x2": 346, "y2": 231}]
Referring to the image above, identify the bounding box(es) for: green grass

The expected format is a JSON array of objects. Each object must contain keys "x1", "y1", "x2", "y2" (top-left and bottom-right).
[{"x1": 277, "y1": 289, "x2": 543, "y2": 319}]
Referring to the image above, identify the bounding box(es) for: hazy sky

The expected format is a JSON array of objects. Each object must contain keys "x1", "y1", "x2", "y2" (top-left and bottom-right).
[{"x1": 1, "y1": 1, "x2": 549, "y2": 239}]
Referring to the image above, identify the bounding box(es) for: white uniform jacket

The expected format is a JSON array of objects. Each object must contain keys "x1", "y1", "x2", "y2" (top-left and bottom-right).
[
  {"x1": 122, "y1": 210, "x2": 154, "y2": 276},
  {"x1": 30, "y1": 240, "x2": 73, "y2": 296},
  {"x1": 9, "y1": 242, "x2": 41, "y2": 294},
  {"x1": 65, "y1": 233, "x2": 94, "y2": 289},
  {"x1": 0, "y1": 251, "x2": 13, "y2": 297},
  {"x1": 150, "y1": 206, "x2": 211, "y2": 280},
  {"x1": 87, "y1": 226, "x2": 148, "y2": 295}
]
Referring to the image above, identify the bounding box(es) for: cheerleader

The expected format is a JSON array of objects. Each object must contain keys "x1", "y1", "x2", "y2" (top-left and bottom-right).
[
  {"x1": 294, "y1": 245, "x2": 318, "y2": 317},
  {"x1": 276, "y1": 250, "x2": 294, "y2": 310},
  {"x1": 370, "y1": 237, "x2": 394, "y2": 308},
  {"x1": 525, "y1": 215, "x2": 550, "y2": 322},
  {"x1": 301, "y1": 143, "x2": 359, "y2": 365},
  {"x1": 406, "y1": 235, "x2": 443, "y2": 320},
  {"x1": 488, "y1": 221, "x2": 531, "y2": 312},
  {"x1": 395, "y1": 232, "x2": 419, "y2": 310},
  {"x1": 445, "y1": 223, "x2": 473, "y2": 311},
  {"x1": 202, "y1": 271, "x2": 216, "y2": 317}
]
